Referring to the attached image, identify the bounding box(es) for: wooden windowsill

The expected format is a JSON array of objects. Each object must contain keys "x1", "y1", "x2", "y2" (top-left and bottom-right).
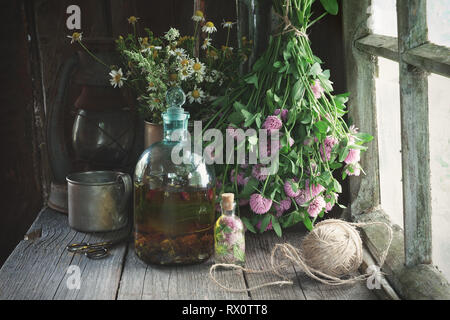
[
  {"x1": 355, "y1": 34, "x2": 450, "y2": 78},
  {"x1": 350, "y1": 207, "x2": 450, "y2": 300}
]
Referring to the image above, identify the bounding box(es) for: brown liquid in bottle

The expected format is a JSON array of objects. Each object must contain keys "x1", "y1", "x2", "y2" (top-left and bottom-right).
[{"x1": 134, "y1": 184, "x2": 215, "y2": 265}]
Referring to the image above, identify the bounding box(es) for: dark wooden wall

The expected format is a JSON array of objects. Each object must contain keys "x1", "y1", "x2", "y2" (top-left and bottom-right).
[
  {"x1": 309, "y1": 1, "x2": 346, "y2": 94},
  {"x1": 36, "y1": 0, "x2": 238, "y2": 181},
  {"x1": 36, "y1": 0, "x2": 236, "y2": 116},
  {"x1": 308, "y1": 1, "x2": 348, "y2": 210},
  {"x1": 0, "y1": 1, "x2": 43, "y2": 266},
  {"x1": 0, "y1": 0, "x2": 344, "y2": 266}
]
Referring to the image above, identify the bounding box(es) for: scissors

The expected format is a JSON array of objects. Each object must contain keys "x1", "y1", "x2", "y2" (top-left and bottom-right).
[{"x1": 66, "y1": 235, "x2": 131, "y2": 259}]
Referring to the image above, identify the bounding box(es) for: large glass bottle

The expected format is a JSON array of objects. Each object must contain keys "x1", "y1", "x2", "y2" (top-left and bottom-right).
[{"x1": 134, "y1": 87, "x2": 216, "y2": 265}]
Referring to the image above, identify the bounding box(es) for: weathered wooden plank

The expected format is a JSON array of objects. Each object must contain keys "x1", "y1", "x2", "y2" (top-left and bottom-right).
[
  {"x1": 361, "y1": 248, "x2": 400, "y2": 300},
  {"x1": 115, "y1": 242, "x2": 148, "y2": 299},
  {"x1": 117, "y1": 243, "x2": 249, "y2": 300},
  {"x1": 354, "y1": 207, "x2": 450, "y2": 299},
  {"x1": 23, "y1": 0, "x2": 50, "y2": 200},
  {"x1": 282, "y1": 226, "x2": 378, "y2": 300},
  {"x1": 403, "y1": 43, "x2": 450, "y2": 78},
  {"x1": 0, "y1": 208, "x2": 82, "y2": 299},
  {"x1": 356, "y1": 34, "x2": 399, "y2": 62},
  {"x1": 53, "y1": 230, "x2": 129, "y2": 300},
  {"x1": 356, "y1": 36, "x2": 450, "y2": 79},
  {"x1": 397, "y1": 0, "x2": 432, "y2": 266},
  {"x1": 356, "y1": 35, "x2": 450, "y2": 78},
  {"x1": 0, "y1": 207, "x2": 385, "y2": 300},
  {"x1": 342, "y1": 0, "x2": 380, "y2": 218},
  {"x1": 0, "y1": 207, "x2": 129, "y2": 300},
  {"x1": 242, "y1": 230, "x2": 306, "y2": 300},
  {"x1": 119, "y1": 226, "x2": 376, "y2": 300}
]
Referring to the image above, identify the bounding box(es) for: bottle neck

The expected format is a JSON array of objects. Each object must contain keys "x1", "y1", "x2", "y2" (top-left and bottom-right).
[
  {"x1": 163, "y1": 122, "x2": 188, "y2": 141},
  {"x1": 162, "y1": 108, "x2": 189, "y2": 142},
  {"x1": 221, "y1": 202, "x2": 236, "y2": 216},
  {"x1": 222, "y1": 209, "x2": 235, "y2": 217}
]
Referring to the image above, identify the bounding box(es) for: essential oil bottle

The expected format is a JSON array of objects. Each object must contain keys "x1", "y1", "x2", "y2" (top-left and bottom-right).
[{"x1": 214, "y1": 193, "x2": 245, "y2": 266}]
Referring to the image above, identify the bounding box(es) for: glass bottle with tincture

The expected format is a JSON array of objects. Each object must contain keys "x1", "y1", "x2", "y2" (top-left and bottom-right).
[
  {"x1": 214, "y1": 193, "x2": 245, "y2": 266},
  {"x1": 134, "y1": 87, "x2": 216, "y2": 265}
]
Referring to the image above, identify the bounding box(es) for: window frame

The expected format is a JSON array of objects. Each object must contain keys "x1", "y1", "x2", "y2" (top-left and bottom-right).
[{"x1": 342, "y1": 0, "x2": 450, "y2": 299}]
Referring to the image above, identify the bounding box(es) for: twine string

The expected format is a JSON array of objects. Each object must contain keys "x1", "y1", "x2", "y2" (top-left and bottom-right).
[
  {"x1": 273, "y1": 0, "x2": 309, "y2": 39},
  {"x1": 209, "y1": 220, "x2": 393, "y2": 292}
]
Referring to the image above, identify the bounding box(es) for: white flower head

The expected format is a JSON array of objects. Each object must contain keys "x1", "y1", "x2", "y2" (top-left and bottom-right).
[
  {"x1": 202, "y1": 21, "x2": 217, "y2": 34},
  {"x1": 109, "y1": 68, "x2": 126, "y2": 88},
  {"x1": 140, "y1": 39, "x2": 163, "y2": 54},
  {"x1": 164, "y1": 28, "x2": 180, "y2": 41},
  {"x1": 191, "y1": 58, "x2": 206, "y2": 82},
  {"x1": 140, "y1": 46, "x2": 152, "y2": 54},
  {"x1": 177, "y1": 57, "x2": 194, "y2": 80},
  {"x1": 212, "y1": 69, "x2": 220, "y2": 78},
  {"x1": 178, "y1": 57, "x2": 194, "y2": 69},
  {"x1": 205, "y1": 74, "x2": 214, "y2": 83},
  {"x1": 187, "y1": 86, "x2": 206, "y2": 104},
  {"x1": 205, "y1": 69, "x2": 219, "y2": 83},
  {"x1": 173, "y1": 48, "x2": 186, "y2": 59},
  {"x1": 201, "y1": 38, "x2": 211, "y2": 50},
  {"x1": 217, "y1": 71, "x2": 225, "y2": 86},
  {"x1": 149, "y1": 95, "x2": 163, "y2": 111},
  {"x1": 222, "y1": 20, "x2": 236, "y2": 29},
  {"x1": 167, "y1": 46, "x2": 183, "y2": 58},
  {"x1": 178, "y1": 66, "x2": 193, "y2": 81},
  {"x1": 192, "y1": 10, "x2": 205, "y2": 22},
  {"x1": 67, "y1": 32, "x2": 82, "y2": 44},
  {"x1": 127, "y1": 16, "x2": 139, "y2": 25},
  {"x1": 147, "y1": 81, "x2": 157, "y2": 92}
]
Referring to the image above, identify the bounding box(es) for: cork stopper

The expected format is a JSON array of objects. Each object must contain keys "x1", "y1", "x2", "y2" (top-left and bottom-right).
[{"x1": 221, "y1": 193, "x2": 235, "y2": 211}]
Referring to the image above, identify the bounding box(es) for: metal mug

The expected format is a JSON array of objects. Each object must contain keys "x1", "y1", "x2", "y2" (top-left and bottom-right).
[{"x1": 66, "y1": 171, "x2": 132, "y2": 232}]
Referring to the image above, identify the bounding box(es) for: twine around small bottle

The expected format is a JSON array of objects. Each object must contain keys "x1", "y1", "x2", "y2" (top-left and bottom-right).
[{"x1": 209, "y1": 219, "x2": 393, "y2": 292}]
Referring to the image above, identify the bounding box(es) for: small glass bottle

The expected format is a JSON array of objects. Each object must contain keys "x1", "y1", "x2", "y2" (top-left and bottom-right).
[{"x1": 214, "y1": 193, "x2": 245, "y2": 265}]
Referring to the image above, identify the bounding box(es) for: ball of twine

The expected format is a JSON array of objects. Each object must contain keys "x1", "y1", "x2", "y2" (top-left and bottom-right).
[
  {"x1": 300, "y1": 219, "x2": 363, "y2": 278},
  {"x1": 209, "y1": 219, "x2": 392, "y2": 291}
]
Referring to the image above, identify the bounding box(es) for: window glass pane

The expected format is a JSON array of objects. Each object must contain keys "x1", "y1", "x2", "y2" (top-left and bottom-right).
[
  {"x1": 429, "y1": 73, "x2": 450, "y2": 280},
  {"x1": 376, "y1": 57, "x2": 403, "y2": 227},
  {"x1": 427, "y1": 0, "x2": 450, "y2": 47},
  {"x1": 370, "y1": 0, "x2": 397, "y2": 37}
]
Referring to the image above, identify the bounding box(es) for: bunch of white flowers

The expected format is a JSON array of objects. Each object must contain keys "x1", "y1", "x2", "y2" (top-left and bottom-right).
[
  {"x1": 122, "y1": 27, "x2": 218, "y2": 108},
  {"x1": 164, "y1": 27, "x2": 180, "y2": 42},
  {"x1": 97, "y1": 14, "x2": 249, "y2": 123}
]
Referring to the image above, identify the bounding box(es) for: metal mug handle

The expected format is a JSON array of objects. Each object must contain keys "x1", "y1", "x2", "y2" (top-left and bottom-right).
[{"x1": 116, "y1": 173, "x2": 132, "y2": 214}]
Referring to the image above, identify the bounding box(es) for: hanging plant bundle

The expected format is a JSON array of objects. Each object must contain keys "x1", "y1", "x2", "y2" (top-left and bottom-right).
[{"x1": 207, "y1": 0, "x2": 373, "y2": 236}]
